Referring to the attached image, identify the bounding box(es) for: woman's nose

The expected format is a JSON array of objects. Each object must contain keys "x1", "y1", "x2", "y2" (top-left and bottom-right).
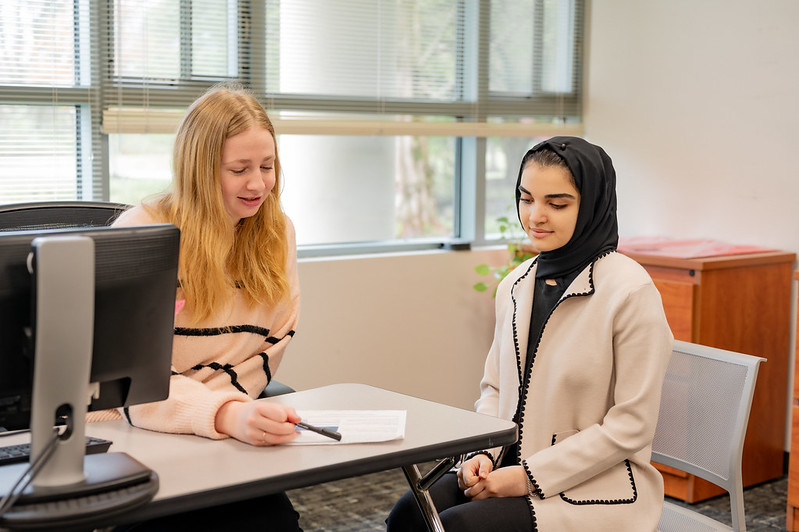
[
  {"x1": 246, "y1": 174, "x2": 265, "y2": 192},
  {"x1": 528, "y1": 204, "x2": 546, "y2": 224}
]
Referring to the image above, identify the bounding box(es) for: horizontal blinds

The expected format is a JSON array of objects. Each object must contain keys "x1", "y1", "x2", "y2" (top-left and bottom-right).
[
  {"x1": 0, "y1": 0, "x2": 584, "y2": 204},
  {"x1": 0, "y1": 0, "x2": 99, "y2": 202},
  {"x1": 102, "y1": 0, "x2": 584, "y2": 130},
  {"x1": 0, "y1": 0, "x2": 585, "y2": 128},
  {"x1": 0, "y1": 104, "x2": 82, "y2": 202},
  {"x1": 0, "y1": 1, "x2": 77, "y2": 88},
  {"x1": 98, "y1": 0, "x2": 248, "y2": 114},
  {"x1": 264, "y1": 0, "x2": 462, "y2": 102}
]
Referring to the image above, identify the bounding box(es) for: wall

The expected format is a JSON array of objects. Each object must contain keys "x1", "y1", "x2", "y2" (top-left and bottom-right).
[
  {"x1": 584, "y1": 0, "x2": 799, "y2": 255},
  {"x1": 584, "y1": 0, "x2": 799, "y2": 447},
  {"x1": 277, "y1": 247, "x2": 506, "y2": 409}
]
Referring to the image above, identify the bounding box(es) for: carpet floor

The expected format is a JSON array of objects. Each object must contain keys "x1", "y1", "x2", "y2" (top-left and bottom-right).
[{"x1": 288, "y1": 468, "x2": 789, "y2": 531}]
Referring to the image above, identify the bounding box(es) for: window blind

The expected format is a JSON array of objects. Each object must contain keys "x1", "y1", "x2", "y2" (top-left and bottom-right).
[
  {"x1": 0, "y1": 0, "x2": 97, "y2": 202},
  {"x1": 102, "y1": 0, "x2": 583, "y2": 135},
  {"x1": 0, "y1": 0, "x2": 584, "y2": 207},
  {"x1": 100, "y1": 0, "x2": 248, "y2": 128}
]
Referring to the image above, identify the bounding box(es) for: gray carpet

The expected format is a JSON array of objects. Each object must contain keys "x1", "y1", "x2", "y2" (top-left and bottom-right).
[
  {"x1": 667, "y1": 476, "x2": 788, "y2": 531},
  {"x1": 288, "y1": 468, "x2": 789, "y2": 531},
  {"x1": 289, "y1": 467, "x2": 406, "y2": 531}
]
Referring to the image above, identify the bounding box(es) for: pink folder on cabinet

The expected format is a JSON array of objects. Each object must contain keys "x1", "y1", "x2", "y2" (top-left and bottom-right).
[{"x1": 617, "y1": 236, "x2": 776, "y2": 259}]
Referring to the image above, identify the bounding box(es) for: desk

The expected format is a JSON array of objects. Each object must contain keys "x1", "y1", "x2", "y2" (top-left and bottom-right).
[{"x1": 2, "y1": 383, "x2": 516, "y2": 531}]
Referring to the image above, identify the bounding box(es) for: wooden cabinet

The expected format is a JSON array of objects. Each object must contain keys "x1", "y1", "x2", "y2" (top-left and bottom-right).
[
  {"x1": 786, "y1": 271, "x2": 799, "y2": 530},
  {"x1": 620, "y1": 250, "x2": 796, "y2": 503}
]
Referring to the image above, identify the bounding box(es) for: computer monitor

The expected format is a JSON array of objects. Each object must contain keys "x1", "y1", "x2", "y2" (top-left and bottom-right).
[{"x1": 0, "y1": 223, "x2": 179, "y2": 509}]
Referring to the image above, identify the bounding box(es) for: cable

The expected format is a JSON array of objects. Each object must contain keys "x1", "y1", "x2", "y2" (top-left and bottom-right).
[{"x1": 0, "y1": 427, "x2": 61, "y2": 517}]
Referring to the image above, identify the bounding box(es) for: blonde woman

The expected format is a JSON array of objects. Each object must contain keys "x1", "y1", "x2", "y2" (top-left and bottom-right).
[{"x1": 111, "y1": 83, "x2": 302, "y2": 531}]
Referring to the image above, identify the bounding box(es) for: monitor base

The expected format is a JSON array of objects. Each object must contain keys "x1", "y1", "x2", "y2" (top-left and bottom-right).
[{"x1": 0, "y1": 452, "x2": 157, "y2": 530}]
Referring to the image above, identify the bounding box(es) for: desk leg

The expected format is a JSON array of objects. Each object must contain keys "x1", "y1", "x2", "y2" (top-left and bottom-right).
[{"x1": 401, "y1": 464, "x2": 446, "y2": 532}]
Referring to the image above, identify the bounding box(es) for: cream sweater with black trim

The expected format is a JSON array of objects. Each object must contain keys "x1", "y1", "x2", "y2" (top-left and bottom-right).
[
  {"x1": 476, "y1": 251, "x2": 672, "y2": 531},
  {"x1": 88, "y1": 207, "x2": 300, "y2": 440}
]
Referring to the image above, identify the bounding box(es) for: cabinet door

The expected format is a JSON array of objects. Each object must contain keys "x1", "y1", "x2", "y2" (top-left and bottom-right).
[
  {"x1": 651, "y1": 279, "x2": 694, "y2": 341},
  {"x1": 789, "y1": 404, "x2": 799, "y2": 530}
]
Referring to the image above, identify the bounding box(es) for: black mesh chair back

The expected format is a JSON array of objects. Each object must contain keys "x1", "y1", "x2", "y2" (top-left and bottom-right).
[{"x1": 0, "y1": 201, "x2": 129, "y2": 231}]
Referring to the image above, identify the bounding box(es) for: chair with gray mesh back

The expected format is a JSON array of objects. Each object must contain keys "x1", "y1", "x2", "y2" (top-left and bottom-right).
[
  {"x1": 0, "y1": 200, "x2": 129, "y2": 231},
  {"x1": 652, "y1": 340, "x2": 765, "y2": 532}
]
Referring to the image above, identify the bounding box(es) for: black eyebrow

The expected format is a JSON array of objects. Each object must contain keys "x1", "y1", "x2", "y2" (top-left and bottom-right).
[{"x1": 518, "y1": 185, "x2": 577, "y2": 200}]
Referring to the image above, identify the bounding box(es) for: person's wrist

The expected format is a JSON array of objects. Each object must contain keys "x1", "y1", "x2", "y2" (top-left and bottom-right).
[{"x1": 214, "y1": 400, "x2": 239, "y2": 434}]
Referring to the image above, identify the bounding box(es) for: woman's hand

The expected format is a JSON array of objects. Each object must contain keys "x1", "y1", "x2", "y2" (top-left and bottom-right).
[
  {"x1": 460, "y1": 464, "x2": 529, "y2": 500},
  {"x1": 215, "y1": 400, "x2": 301, "y2": 446},
  {"x1": 457, "y1": 454, "x2": 494, "y2": 491}
]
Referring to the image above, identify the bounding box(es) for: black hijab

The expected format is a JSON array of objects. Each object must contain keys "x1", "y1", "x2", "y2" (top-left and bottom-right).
[{"x1": 515, "y1": 136, "x2": 619, "y2": 279}]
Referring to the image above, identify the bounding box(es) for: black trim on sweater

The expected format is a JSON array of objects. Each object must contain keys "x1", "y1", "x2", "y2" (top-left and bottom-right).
[
  {"x1": 265, "y1": 329, "x2": 295, "y2": 345},
  {"x1": 175, "y1": 325, "x2": 295, "y2": 348},
  {"x1": 523, "y1": 460, "x2": 546, "y2": 499},
  {"x1": 510, "y1": 260, "x2": 536, "y2": 416},
  {"x1": 191, "y1": 361, "x2": 247, "y2": 394},
  {"x1": 526, "y1": 497, "x2": 539, "y2": 532},
  {"x1": 173, "y1": 326, "x2": 295, "y2": 396},
  {"x1": 558, "y1": 459, "x2": 638, "y2": 506},
  {"x1": 512, "y1": 260, "x2": 595, "y2": 465},
  {"x1": 258, "y1": 352, "x2": 272, "y2": 384},
  {"x1": 175, "y1": 324, "x2": 271, "y2": 338},
  {"x1": 464, "y1": 450, "x2": 495, "y2": 465}
]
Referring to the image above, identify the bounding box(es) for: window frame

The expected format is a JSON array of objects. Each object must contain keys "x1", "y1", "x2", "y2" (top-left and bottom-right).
[{"x1": 0, "y1": 0, "x2": 585, "y2": 256}]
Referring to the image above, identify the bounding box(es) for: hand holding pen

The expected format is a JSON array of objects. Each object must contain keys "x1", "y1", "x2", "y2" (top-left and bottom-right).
[{"x1": 295, "y1": 421, "x2": 342, "y2": 441}]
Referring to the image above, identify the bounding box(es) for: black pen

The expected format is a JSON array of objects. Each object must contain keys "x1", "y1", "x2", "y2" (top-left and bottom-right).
[{"x1": 296, "y1": 421, "x2": 342, "y2": 441}]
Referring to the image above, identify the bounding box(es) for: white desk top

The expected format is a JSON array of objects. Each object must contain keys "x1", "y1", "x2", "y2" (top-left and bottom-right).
[{"x1": 83, "y1": 383, "x2": 516, "y2": 522}]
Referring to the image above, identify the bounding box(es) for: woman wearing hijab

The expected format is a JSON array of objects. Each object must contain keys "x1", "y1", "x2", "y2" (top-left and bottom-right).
[{"x1": 387, "y1": 137, "x2": 673, "y2": 531}]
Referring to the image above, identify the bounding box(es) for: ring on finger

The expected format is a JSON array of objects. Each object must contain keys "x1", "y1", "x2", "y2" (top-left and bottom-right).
[{"x1": 262, "y1": 430, "x2": 268, "y2": 443}]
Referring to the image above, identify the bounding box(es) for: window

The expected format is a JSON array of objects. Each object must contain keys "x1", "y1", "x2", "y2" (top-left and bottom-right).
[
  {"x1": 0, "y1": 1, "x2": 77, "y2": 87},
  {"x1": 0, "y1": 1, "x2": 95, "y2": 201},
  {"x1": 280, "y1": 132, "x2": 456, "y2": 246},
  {"x1": 0, "y1": 0, "x2": 584, "y2": 252},
  {"x1": 108, "y1": 133, "x2": 173, "y2": 205},
  {"x1": 0, "y1": 105, "x2": 82, "y2": 202}
]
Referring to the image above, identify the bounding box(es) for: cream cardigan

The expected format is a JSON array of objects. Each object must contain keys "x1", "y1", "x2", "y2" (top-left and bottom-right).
[{"x1": 476, "y1": 251, "x2": 672, "y2": 531}]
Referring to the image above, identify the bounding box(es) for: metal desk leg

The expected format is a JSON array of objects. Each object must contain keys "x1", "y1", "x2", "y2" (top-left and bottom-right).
[{"x1": 401, "y1": 463, "x2": 447, "y2": 532}]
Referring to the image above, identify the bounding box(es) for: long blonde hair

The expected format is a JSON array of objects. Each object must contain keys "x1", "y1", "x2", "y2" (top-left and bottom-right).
[{"x1": 147, "y1": 83, "x2": 288, "y2": 323}]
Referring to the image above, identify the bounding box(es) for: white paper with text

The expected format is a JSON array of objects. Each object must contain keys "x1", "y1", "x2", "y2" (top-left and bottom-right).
[{"x1": 289, "y1": 410, "x2": 406, "y2": 445}]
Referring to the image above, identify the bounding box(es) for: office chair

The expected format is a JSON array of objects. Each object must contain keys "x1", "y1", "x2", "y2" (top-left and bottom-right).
[
  {"x1": 652, "y1": 340, "x2": 764, "y2": 532},
  {"x1": 0, "y1": 200, "x2": 129, "y2": 231},
  {"x1": 0, "y1": 201, "x2": 295, "y2": 397}
]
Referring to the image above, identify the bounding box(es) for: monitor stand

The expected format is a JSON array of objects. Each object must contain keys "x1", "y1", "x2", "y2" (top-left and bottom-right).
[{"x1": 0, "y1": 235, "x2": 158, "y2": 529}]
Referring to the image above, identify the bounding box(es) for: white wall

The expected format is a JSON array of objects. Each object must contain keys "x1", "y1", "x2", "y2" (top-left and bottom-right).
[
  {"x1": 584, "y1": 0, "x2": 799, "y2": 448},
  {"x1": 584, "y1": 0, "x2": 799, "y2": 254},
  {"x1": 277, "y1": 247, "x2": 506, "y2": 409}
]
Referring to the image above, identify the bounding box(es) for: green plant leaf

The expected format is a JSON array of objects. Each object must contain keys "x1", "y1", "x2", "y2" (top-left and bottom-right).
[
  {"x1": 474, "y1": 264, "x2": 492, "y2": 276},
  {"x1": 494, "y1": 265, "x2": 511, "y2": 280},
  {"x1": 473, "y1": 282, "x2": 489, "y2": 292}
]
